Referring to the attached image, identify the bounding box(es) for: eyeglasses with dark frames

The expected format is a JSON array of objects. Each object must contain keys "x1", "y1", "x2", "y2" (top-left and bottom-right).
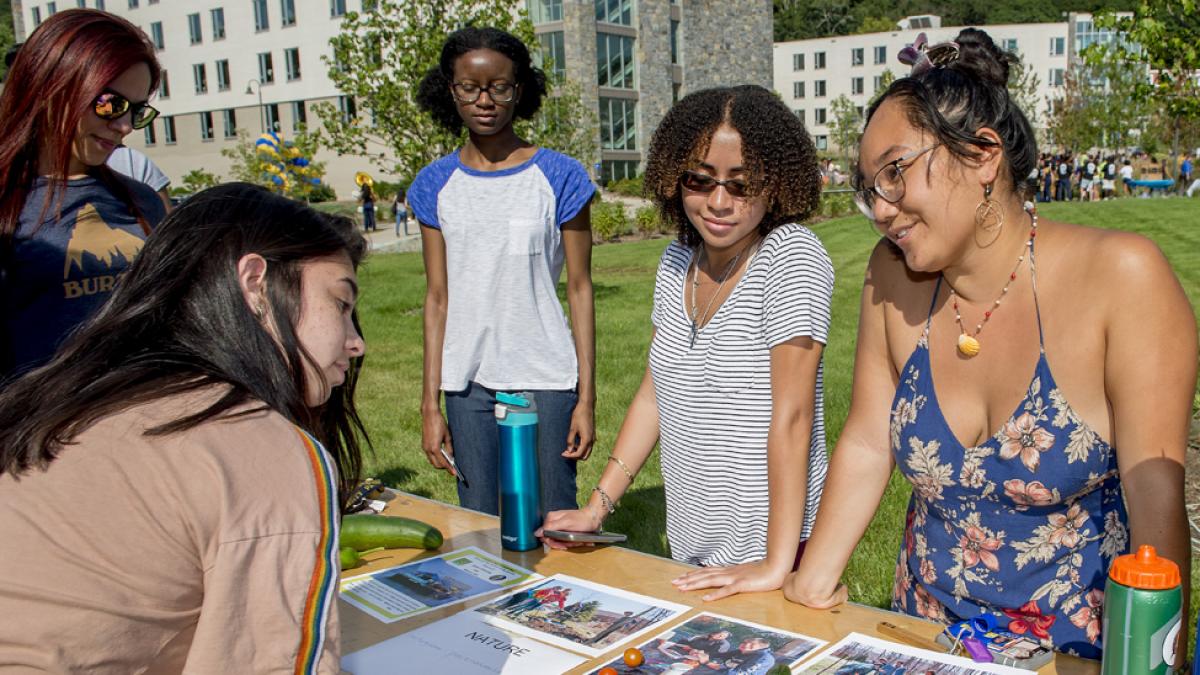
[
  {"x1": 451, "y1": 81, "x2": 517, "y2": 104},
  {"x1": 853, "y1": 144, "x2": 938, "y2": 220},
  {"x1": 680, "y1": 170, "x2": 751, "y2": 199},
  {"x1": 93, "y1": 89, "x2": 159, "y2": 130}
]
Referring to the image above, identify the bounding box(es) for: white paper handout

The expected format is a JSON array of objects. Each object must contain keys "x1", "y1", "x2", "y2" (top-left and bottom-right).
[
  {"x1": 795, "y1": 632, "x2": 1036, "y2": 674},
  {"x1": 471, "y1": 574, "x2": 691, "y2": 658},
  {"x1": 340, "y1": 546, "x2": 538, "y2": 623},
  {"x1": 340, "y1": 610, "x2": 587, "y2": 675}
]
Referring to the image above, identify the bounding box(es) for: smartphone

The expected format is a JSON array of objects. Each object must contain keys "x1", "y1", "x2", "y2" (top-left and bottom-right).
[{"x1": 542, "y1": 529, "x2": 627, "y2": 544}]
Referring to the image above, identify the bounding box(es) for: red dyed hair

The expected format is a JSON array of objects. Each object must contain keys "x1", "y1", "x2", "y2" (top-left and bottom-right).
[{"x1": 0, "y1": 9, "x2": 160, "y2": 248}]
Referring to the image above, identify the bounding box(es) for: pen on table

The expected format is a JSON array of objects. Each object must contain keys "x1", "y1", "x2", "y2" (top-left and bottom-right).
[
  {"x1": 438, "y1": 447, "x2": 469, "y2": 488},
  {"x1": 876, "y1": 621, "x2": 947, "y2": 653}
]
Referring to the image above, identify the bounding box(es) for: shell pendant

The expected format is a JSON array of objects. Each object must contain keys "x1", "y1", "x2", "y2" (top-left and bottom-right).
[{"x1": 957, "y1": 334, "x2": 981, "y2": 358}]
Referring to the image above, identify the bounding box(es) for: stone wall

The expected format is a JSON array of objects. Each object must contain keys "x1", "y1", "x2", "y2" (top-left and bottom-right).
[
  {"x1": 636, "y1": 0, "x2": 672, "y2": 157},
  {"x1": 680, "y1": 0, "x2": 773, "y2": 93}
]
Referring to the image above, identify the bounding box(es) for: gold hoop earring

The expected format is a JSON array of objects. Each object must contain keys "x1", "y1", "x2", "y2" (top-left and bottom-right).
[{"x1": 974, "y1": 183, "x2": 1003, "y2": 247}]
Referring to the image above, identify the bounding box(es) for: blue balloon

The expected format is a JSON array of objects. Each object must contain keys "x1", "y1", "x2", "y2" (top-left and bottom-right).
[
  {"x1": 270, "y1": 175, "x2": 283, "y2": 185},
  {"x1": 293, "y1": 157, "x2": 309, "y2": 167},
  {"x1": 310, "y1": 178, "x2": 321, "y2": 185}
]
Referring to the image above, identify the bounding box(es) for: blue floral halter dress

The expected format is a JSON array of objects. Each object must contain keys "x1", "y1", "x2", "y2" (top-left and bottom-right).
[{"x1": 889, "y1": 235, "x2": 1129, "y2": 660}]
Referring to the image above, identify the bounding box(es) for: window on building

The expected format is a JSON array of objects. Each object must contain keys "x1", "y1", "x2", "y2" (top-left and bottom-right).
[
  {"x1": 292, "y1": 100, "x2": 307, "y2": 131},
  {"x1": 793, "y1": 81, "x2": 805, "y2": 99},
  {"x1": 95, "y1": 0, "x2": 105, "y2": 8},
  {"x1": 265, "y1": 103, "x2": 280, "y2": 132},
  {"x1": 814, "y1": 51, "x2": 826, "y2": 69},
  {"x1": 599, "y1": 97, "x2": 636, "y2": 150},
  {"x1": 595, "y1": 0, "x2": 632, "y2": 26},
  {"x1": 285, "y1": 48, "x2": 301, "y2": 80},
  {"x1": 793, "y1": 53, "x2": 804, "y2": 71},
  {"x1": 815, "y1": 135, "x2": 828, "y2": 151},
  {"x1": 188, "y1": 13, "x2": 202, "y2": 44},
  {"x1": 163, "y1": 116, "x2": 177, "y2": 144},
  {"x1": 212, "y1": 8, "x2": 226, "y2": 39},
  {"x1": 601, "y1": 160, "x2": 638, "y2": 185},
  {"x1": 851, "y1": 47, "x2": 863, "y2": 66},
  {"x1": 527, "y1": 0, "x2": 562, "y2": 23},
  {"x1": 1002, "y1": 38, "x2": 1018, "y2": 53},
  {"x1": 129, "y1": 0, "x2": 139, "y2": 8},
  {"x1": 814, "y1": 108, "x2": 827, "y2": 125},
  {"x1": 77, "y1": 0, "x2": 86, "y2": 7},
  {"x1": 814, "y1": 80, "x2": 826, "y2": 97},
  {"x1": 874, "y1": 75, "x2": 883, "y2": 92},
  {"x1": 851, "y1": 77, "x2": 864, "y2": 95},
  {"x1": 338, "y1": 95, "x2": 356, "y2": 123},
  {"x1": 596, "y1": 33, "x2": 635, "y2": 89},
  {"x1": 874, "y1": 45, "x2": 886, "y2": 64},
  {"x1": 159, "y1": 70, "x2": 170, "y2": 98},
  {"x1": 281, "y1": 0, "x2": 296, "y2": 25},
  {"x1": 1050, "y1": 36, "x2": 1065, "y2": 56},
  {"x1": 794, "y1": 109, "x2": 804, "y2": 122},
  {"x1": 150, "y1": 21, "x2": 164, "y2": 49},
  {"x1": 330, "y1": 0, "x2": 346, "y2": 16},
  {"x1": 855, "y1": 105, "x2": 864, "y2": 118},
  {"x1": 47, "y1": 2, "x2": 57, "y2": 14},
  {"x1": 670, "y1": 20, "x2": 679, "y2": 65},
  {"x1": 1049, "y1": 68, "x2": 1065, "y2": 87},
  {"x1": 258, "y1": 52, "x2": 274, "y2": 83},
  {"x1": 193, "y1": 63, "x2": 207, "y2": 94},
  {"x1": 223, "y1": 109, "x2": 237, "y2": 138},
  {"x1": 144, "y1": 123, "x2": 156, "y2": 145},
  {"x1": 200, "y1": 111, "x2": 214, "y2": 140},
  {"x1": 536, "y1": 31, "x2": 566, "y2": 80},
  {"x1": 216, "y1": 59, "x2": 230, "y2": 91},
  {"x1": 253, "y1": 0, "x2": 269, "y2": 31},
  {"x1": 31, "y1": 7, "x2": 41, "y2": 26}
]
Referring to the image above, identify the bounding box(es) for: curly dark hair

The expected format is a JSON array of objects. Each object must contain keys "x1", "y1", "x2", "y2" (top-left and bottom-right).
[
  {"x1": 859, "y1": 27, "x2": 1037, "y2": 198},
  {"x1": 644, "y1": 85, "x2": 822, "y2": 248},
  {"x1": 416, "y1": 27, "x2": 547, "y2": 135}
]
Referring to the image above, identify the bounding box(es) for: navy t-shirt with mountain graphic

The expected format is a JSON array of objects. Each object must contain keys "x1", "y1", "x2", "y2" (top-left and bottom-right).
[{"x1": 3, "y1": 174, "x2": 165, "y2": 378}]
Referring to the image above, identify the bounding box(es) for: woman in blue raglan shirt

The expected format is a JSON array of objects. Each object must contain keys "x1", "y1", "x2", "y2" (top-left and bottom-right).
[
  {"x1": 410, "y1": 27, "x2": 597, "y2": 515},
  {"x1": 0, "y1": 10, "x2": 166, "y2": 381}
]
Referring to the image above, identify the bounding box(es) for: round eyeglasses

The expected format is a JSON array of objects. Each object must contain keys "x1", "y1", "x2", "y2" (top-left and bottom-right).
[
  {"x1": 451, "y1": 82, "x2": 516, "y2": 104},
  {"x1": 853, "y1": 144, "x2": 938, "y2": 220}
]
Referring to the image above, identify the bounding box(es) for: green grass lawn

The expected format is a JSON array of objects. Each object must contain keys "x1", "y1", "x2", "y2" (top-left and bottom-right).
[{"x1": 352, "y1": 197, "x2": 1200, "y2": 616}]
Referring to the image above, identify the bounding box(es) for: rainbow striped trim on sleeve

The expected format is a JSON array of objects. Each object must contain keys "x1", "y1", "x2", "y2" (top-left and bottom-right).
[{"x1": 293, "y1": 427, "x2": 340, "y2": 675}]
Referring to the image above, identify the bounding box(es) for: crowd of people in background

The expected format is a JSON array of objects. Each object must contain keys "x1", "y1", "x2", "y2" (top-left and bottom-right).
[{"x1": 1033, "y1": 150, "x2": 1200, "y2": 201}]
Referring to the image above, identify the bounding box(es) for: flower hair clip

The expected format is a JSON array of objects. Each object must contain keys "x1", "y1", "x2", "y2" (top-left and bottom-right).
[{"x1": 898, "y1": 32, "x2": 961, "y2": 76}]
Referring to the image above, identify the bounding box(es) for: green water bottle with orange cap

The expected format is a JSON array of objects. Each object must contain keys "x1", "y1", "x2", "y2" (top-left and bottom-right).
[{"x1": 1101, "y1": 544, "x2": 1182, "y2": 674}]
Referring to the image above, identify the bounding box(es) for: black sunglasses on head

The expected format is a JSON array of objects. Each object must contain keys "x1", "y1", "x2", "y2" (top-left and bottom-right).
[{"x1": 93, "y1": 89, "x2": 159, "y2": 129}]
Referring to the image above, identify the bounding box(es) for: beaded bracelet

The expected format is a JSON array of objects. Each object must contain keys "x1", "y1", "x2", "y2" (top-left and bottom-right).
[
  {"x1": 608, "y1": 456, "x2": 634, "y2": 482},
  {"x1": 593, "y1": 485, "x2": 616, "y2": 515}
]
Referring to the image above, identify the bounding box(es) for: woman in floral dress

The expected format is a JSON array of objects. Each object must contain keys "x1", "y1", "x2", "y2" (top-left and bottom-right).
[{"x1": 785, "y1": 28, "x2": 1194, "y2": 660}]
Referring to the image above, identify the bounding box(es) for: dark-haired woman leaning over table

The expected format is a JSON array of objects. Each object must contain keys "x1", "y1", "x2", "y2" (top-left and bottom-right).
[{"x1": 787, "y1": 28, "x2": 1194, "y2": 661}]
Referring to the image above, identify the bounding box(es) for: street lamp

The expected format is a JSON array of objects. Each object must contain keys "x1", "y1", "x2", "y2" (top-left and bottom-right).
[{"x1": 245, "y1": 79, "x2": 265, "y2": 133}]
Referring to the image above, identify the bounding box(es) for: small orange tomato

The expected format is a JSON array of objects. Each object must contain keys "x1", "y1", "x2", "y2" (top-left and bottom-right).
[
  {"x1": 598, "y1": 668, "x2": 619, "y2": 675},
  {"x1": 623, "y1": 647, "x2": 645, "y2": 668}
]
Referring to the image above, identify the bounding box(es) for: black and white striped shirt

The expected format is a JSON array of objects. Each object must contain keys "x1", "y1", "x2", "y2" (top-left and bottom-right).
[{"x1": 649, "y1": 223, "x2": 833, "y2": 566}]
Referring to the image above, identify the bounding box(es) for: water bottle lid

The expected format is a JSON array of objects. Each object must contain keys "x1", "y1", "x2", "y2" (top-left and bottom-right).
[
  {"x1": 1108, "y1": 544, "x2": 1180, "y2": 589},
  {"x1": 496, "y1": 392, "x2": 530, "y2": 408}
]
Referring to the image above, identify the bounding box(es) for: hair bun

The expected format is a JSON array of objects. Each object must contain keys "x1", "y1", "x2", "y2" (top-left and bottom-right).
[{"x1": 949, "y1": 27, "x2": 1015, "y2": 88}]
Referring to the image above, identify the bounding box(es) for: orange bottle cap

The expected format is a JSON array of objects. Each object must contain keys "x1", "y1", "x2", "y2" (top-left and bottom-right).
[{"x1": 1108, "y1": 545, "x2": 1181, "y2": 590}]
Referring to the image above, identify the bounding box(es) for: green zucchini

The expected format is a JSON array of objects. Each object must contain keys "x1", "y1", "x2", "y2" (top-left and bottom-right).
[{"x1": 339, "y1": 514, "x2": 444, "y2": 551}]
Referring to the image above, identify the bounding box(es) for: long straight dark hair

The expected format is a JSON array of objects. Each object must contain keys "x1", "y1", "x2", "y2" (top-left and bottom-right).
[
  {"x1": 0, "y1": 9, "x2": 161, "y2": 245},
  {"x1": 0, "y1": 183, "x2": 370, "y2": 508}
]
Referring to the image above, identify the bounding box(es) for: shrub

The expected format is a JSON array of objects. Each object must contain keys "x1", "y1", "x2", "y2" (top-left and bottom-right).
[
  {"x1": 308, "y1": 183, "x2": 338, "y2": 203},
  {"x1": 591, "y1": 201, "x2": 629, "y2": 242},
  {"x1": 634, "y1": 205, "x2": 666, "y2": 237},
  {"x1": 819, "y1": 191, "x2": 856, "y2": 219},
  {"x1": 607, "y1": 175, "x2": 645, "y2": 198}
]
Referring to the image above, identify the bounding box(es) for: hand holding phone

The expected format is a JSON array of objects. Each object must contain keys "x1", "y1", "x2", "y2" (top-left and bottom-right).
[{"x1": 541, "y1": 529, "x2": 627, "y2": 544}]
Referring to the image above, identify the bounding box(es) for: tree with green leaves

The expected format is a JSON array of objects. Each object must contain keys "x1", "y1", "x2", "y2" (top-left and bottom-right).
[
  {"x1": 220, "y1": 127, "x2": 327, "y2": 201},
  {"x1": 1090, "y1": 0, "x2": 1200, "y2": 157},
  {"x1": 180, "y1": 169, "x2": 220, "y2": 194},
  {"x1": 314, "y1": 0, "x2": 596, "y2": 184},
  {"x1": 0, "y1": 0, "x2": 13, "y2": 82},
  {"x1": 829, "y1": 95, "x2": 864, "y2": 167},
  {"x1": 1007, "y1": 58, "x2": 1042, "y2": 131}
]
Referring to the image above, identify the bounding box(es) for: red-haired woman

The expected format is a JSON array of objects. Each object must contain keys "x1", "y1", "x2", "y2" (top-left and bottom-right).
[{"x1": 0, "y1": 9, "x2": 165, "y2": 382}]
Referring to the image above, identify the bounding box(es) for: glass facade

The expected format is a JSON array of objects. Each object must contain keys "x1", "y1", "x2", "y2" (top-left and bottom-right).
[
  {"x1": 536, "y1": 31, "x2": 566, "y2": 80},
  {"x1": 527, "y1": 0, "x2": 562, "y2": 23},
  {"x1": 597, "y1": 33, "x2": 635, "y2": 89},
  {"x1": 602, "y1": 160, "x2": 639, "y2": 184},
  {"x1": 595, "y1": 0, "x2": 633, "y2": 26},
  {"x1": 599, "y1": 97, "x2": 636, "y2": 150}
]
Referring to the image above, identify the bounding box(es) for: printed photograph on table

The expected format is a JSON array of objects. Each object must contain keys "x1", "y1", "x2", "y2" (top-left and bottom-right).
[
  {"x1": 796, "y1": 633, "x2": 1031, "y2": 674},
  {"x1": 340, "y1": 546, "x2": 538, "y2": 623},
  {"x1": 473, "y1": 574, "x2": 690, "y2": 658},
  {"x1": 587, "y1": 611, "x2": 827, "y2": 674}
]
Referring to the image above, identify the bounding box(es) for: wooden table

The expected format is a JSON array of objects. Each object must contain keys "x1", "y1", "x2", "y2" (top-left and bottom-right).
[{"x1": 340, "y1": 492, "x2": 1098, "y2": 674}]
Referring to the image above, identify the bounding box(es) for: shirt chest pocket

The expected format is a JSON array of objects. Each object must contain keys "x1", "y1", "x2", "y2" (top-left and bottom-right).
[
  {"x1": 703, "y1": 324, "x2": 768, "y2": 394},
  {"x1": 505, "y1": 218, "x2": 547, "y2": 256}
]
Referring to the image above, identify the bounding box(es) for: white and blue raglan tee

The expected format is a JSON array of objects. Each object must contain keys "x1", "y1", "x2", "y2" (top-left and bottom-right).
[{"x1": 409, "y1": 148, "x2": 596, "y2": 392}]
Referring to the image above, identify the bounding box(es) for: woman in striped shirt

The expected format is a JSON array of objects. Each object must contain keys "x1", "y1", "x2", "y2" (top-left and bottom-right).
[{"x1": 540, "y1": 85, "x2": 834, "y2": 601}]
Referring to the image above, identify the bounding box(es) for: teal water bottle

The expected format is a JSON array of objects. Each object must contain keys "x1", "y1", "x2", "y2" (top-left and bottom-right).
[
  {"x1": 1101, "y1": 544, "x2": 1182, "y2": 674},
  {"x1": 496, "y1": 392, "x2": 540, "y2": 552}
]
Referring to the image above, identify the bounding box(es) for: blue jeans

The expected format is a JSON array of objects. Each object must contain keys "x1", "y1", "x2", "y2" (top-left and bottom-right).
[{"x1": 444, "y1": 382, "x2": 579, "y2": 515}]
